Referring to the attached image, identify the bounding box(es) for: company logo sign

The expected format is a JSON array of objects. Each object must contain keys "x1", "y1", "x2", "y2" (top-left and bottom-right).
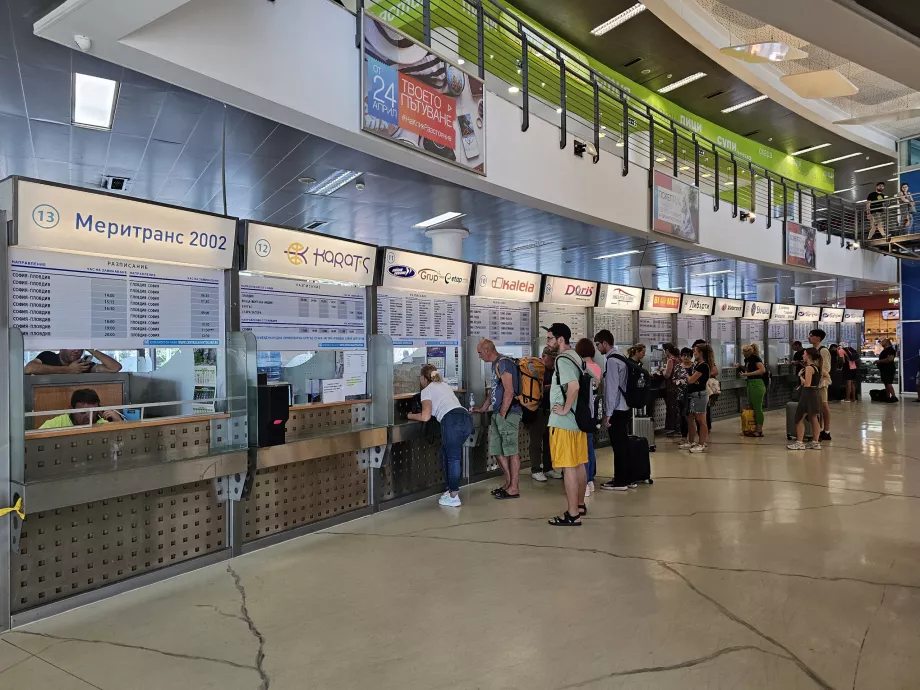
[
  {"x1": 681, "y1": 296, "x2": 714, "y2": 316},
  {"x1": 820, "y1": 308, "x2": 844, "y2": 323},
  {"x1": 843, "y1": 309, "x2": 864, "y2": 323},
  {"x1": 796, "y1": 306, "x2": 821, "y2": 321},
  {"x1": 654, "y1": 294, "x2": 679, "y2": 309},
  {"x1": 566, "y1": 284, "x2": 594, "y2": 298},
  {"x1": 418, "y1": 267, "x2": 465, "y2": 286},
  {"x1": 744, "y1": 301, "x2": 772, "y2": 320},
  {"x1": 380, "y1": 248, "x2": 471, "y2": 295},
  {"x1": 473, "y1": 268, "x2": 540, "y2": 301},
  {"x1": 643, "y1": 290, "x2": 681, "y2": 313},
  {"x1": 388, "y1": 265, "x2": 416, "y2": 278},
  {"x1": 542, "y1": 276, "x2": 597, "y2": 305},
  {"x1": 714, "y1": 298, "x2": 744, "y2": 316},
  {"x1": 599, "y1": 284, "x2": 642, "y2": 310},
  {"x1": 771, "y1": 303, "x2": 796, "y2": 320}
]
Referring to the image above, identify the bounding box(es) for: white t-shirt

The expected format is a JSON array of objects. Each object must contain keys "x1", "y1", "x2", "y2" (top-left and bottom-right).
[{"x1": 421, "y1": 381, "x2": 463, "y2": 422}]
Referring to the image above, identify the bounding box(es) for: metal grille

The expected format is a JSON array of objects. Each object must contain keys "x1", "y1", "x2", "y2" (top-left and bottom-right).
[
  {"x1": 242, "y1": 451, "x2": 368, "y2": 542},
  {"x1": 25, "y1": 420, "x2": 224, "y2": 482},
  {"x1": 286, "y1": 403, "x2": 370, "y2": 441},
  {"x1": 767, "y1": 380, "x2": 796, "y2": 410},
  {"x1": 12, "y1": 481, "x2": 225, "y2": 613},
  {"x1": 651, "y1": 398, "x2": 667, "y2": 430},
  {"x1": 382, "y1": 436, "x2": 444, "y2": 500},
  {"x1": 469, "y1": 415, "x2": 533, "y2": 476}
]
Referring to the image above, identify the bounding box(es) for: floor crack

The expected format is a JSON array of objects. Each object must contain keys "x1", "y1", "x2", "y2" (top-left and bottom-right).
[
  {"x1": 227, "y1": 565, "x2": 270, "y2": 690},
  {"x1": 194, "y1": 603, "x2": 247, "y2": 623},
  {"x1": 852, "y1": 584, "x2": 888, "y2": 689}
]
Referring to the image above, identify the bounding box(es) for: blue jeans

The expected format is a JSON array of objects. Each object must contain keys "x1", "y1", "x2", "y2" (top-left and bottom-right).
[
  {"x1": 586, "y1": 433, "x2": 596, "y2": 483},
  {"x1": 440, "y1": 409, "x2": 472, "y2": 493}
]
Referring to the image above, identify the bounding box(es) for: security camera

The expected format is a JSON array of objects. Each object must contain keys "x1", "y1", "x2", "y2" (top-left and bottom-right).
[
  {"x1": 355, "y1": 180, "x2": 366, "y2": 192},
  {"x1": 739, "y1": 210, "x2": 756, "y2": 224},
  {"x1": 74, "y1": 35, "x2": 92, "y2": 52}
]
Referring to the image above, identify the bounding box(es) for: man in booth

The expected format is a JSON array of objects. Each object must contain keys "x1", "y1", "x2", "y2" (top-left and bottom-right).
[
  {"x1": 39, "y1": 388, "x2": 124, "y2": 429},
  {"x1": 25, "y1": 348, "x2": 123, "y2": 375}
]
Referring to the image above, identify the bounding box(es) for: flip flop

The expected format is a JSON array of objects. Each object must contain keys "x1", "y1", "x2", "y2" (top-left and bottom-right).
[
  {"x1": 548, "y1": 511, "x2": 582, "y2": 526},
  {"x1": 490, "y1": 486, "x2": 508, "y2": 496},
  {"x1": 493, "y1": 488, "x2": 520, "y2": 500}
]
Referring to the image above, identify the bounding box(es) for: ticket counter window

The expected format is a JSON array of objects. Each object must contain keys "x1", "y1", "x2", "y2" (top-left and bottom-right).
[
  {"x1": 256, "y1": 349, "x2": 369, "y2": 404},
  {"x1": 394, "y1": 345, "x2": 461, "y2": 396}
]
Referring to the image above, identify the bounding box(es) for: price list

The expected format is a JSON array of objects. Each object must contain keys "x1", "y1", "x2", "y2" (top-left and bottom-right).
[
  {"x1": 594, "y1": 309, "x2": 634, "y2": 345},
  {"x1": 638, "y1": 312, "x2": 672, "y2": 345},
  {"x1": 240, "y1": 275, "x2": 366, "y2": 350},
  {"x1": 470, "y1": 298, "x2": 531, "y2": 345},
  {"x1": 538, "y1": 304, "x2": 586, "y2": 342},
  {"x1": 377, "y1": 288, "x2": 461, "y2": 345},
  {"x1": 10, "y1": 248, "x2": 225, "y2": 350}
]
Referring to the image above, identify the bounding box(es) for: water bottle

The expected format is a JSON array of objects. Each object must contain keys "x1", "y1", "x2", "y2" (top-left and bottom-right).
[{"x1": 469, "y1": 393, "x2": 476, "y2": 410}]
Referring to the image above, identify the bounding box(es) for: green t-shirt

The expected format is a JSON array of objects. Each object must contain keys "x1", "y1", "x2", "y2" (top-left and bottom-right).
[
  {"x1": 548, "y1": 350, "x2": 583, "y2": 432},
  {"x1": 39, "y1": 414, "x2": 108, "y2": 429}
]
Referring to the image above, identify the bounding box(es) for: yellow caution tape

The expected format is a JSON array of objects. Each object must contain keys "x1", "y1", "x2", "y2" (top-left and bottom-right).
[{"x1": 0, "y1": 497, "x2": 24, "y2": 521}]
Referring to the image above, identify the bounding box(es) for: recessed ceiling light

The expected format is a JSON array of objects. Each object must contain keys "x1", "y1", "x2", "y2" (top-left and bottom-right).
[
  {"x1": 888, "y1": 177, "x2": 898, "y2": 182},
  {"x1": 508, "y1": 86, "x2": 520, "y2": 93},
  {"x1": 73, "y1": 73, "x2": 119, "y2": 130},
  {"x1": 658, "y1": 72, "x2": 706, "y2": 93},
  {"x1": 821, "y1": 152, "x2": 861, "y2": 164},
  {"x1": 594, "y1": 250, "x2": 643, "y2": 259},
  {"x1": 457, "y1": 59, "x2": 465, "y2": 65},
  {"x1": 692, "y1": 269, "x2": 733, "y2": 277},
  {"x1": 641, "y1": 68, "x2": 651, "y2": 75},
  {"x1": 853, "y1": 161, "x2": 894, "y2": 173},
  {"x1": 721, "y1": 95, "x2": 768, "y2": 113},
  {"x1": 655, "y1": 156, "x2": 666, "y2": 162},
  {"x1": 556, "y1": 107, "x2": 563, "y2": 114},
  {"x1": 802, "y1": 279, "x2": 836, "y2": 285},
  {"x1": 679, "y1": 165, "x2": 690, "y2": 171},
  {"x1": 413, "y1": 212, "x2": 466, "y2": 229},
  {"x1": 590, "y1": 3, "x2": 646, "y2": 36},
  {"x1": 720, "y1": 42, "x2": 808, "y2": 63},
  {"x1": 307, "y1": 170, "x2": 362, "y2": 195},
  {"x1": 701, "y1": 173, "x2": 712, "y2": 178},
  {"x1": 790, "y1": 143, "x2": 831, "y2": 156},
  {"x1": 297, "y1": 176, "x2": 316, "y2": 185}
]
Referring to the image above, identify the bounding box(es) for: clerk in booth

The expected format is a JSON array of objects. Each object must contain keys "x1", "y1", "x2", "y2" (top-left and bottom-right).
[
  {"x1": 24, "y1": 349, "x2": 123, "y2": 375},
  {"x1": 39, "y1": 388, "x2": 124, "y2": 429}
]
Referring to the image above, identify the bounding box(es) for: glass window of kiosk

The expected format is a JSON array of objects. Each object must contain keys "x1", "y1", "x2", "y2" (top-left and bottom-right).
[
  {"x1": 638, "y1": 312, "x2": 673, "y2": 373},
  {"x1": 767, "y1": 321, "x2": 791, "y2": 364},
  {"x1": 710, "y1": 318, "x2": 737, "y2": 372},
  {"x1": 739, "y1": 319, "x2": 765, "y2": 368},
  {"x1": 471, "y1": 296, "x2": 535, "y2": 398}
]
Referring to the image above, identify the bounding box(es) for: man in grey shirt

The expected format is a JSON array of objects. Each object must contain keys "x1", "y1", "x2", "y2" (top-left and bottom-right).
[{"x1": 594, "y1": 330, "x2": 633, "y2": 491}]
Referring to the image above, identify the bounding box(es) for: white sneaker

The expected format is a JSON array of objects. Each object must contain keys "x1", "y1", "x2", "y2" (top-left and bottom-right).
[
  {"x1": 627, "y1": 483, "x2": 639, "y2": 489},
  {"x1": 439, "y1": 494, "x2": 461, "y2": 507},
  {"x1": 806, "y1": 441, "x2": 822, "y2": 450},
  {"x1": 584, "y1": 483, "x2": 592, "y2": 498},
  {"x1": 588, "y1": 481, "x2": 595, "y2": 493},
  {"x1": 531, "y1": 472, "x2": 548, "y2": 482},
  {"x1": 689, "y1": 444, "x2": 707, "y2": 454},
  {"x1": 679, "y1": 442, "x2": 694, "y2": 450},
  {"x1": 546, "y1": 470, "x2": 563, "y2": 480},
  {"x1": 786, "y1": 441, "x2": 806, "y2": 450}
]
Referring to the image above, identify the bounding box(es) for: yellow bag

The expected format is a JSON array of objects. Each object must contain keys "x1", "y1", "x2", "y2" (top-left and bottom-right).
[{"x1": 740, "y1": 409, "x2": 757, "y2": 436}]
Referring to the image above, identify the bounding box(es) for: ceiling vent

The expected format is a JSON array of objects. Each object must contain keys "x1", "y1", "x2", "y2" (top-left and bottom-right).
[
  {"x1": 302, "y1": 219, "x2": 331, "y2": 230},
  {"x1": 623, "y1": 57, "x2": 643, "y2": 67},
  {"x1": 704, "y1": 90, "x2": 725, "y2": 99},
  {"x1": 102, "y1": 175, "x2": 130, "y2": 192}
]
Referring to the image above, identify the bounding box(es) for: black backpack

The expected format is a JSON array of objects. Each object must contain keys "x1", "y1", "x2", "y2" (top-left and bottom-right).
[
  {"x1": 555, "y1": 353, "x2": 597, "y2": 433},
  {"x1": 611, "y1": 353, "x2": 651, "y2": 409}
]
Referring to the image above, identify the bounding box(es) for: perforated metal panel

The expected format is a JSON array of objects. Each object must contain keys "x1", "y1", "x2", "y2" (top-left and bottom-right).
[
  {"x1": 651, "y1": 397, "x2": 667, "y2": 430},
  {"x1": 285, "y1": 403, "x2": 370, "y2": 440},
  {"x1": 11, "y1": 481, "x2": 225, "y2": 613},
  {"x1": 382, "y1": 437, "x2": 444, "y2": 500},
  {"x1": 712, "y1": 390, "x2": 741, "y2": 420},
  {"x1": 242, "y1": 451, "x2": 368, "y2": 542},
  {"x1": 469, "y1": 415, "x2": 533, "y2": 478}
]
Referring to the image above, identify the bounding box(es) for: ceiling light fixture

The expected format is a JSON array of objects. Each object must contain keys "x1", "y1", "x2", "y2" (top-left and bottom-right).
[
  {"x1": 701, "y1": 173, "x2": 712, "y2": 178},
  {"x1": 590, "y1": 3, "x2": 646, "y2": 36},
  {"x1": 658, "y1": 72, "x2": 706, "y2": 93},
  {"x1": 594, "y1": 250, "x2": 643, "y2": 259},
  {"x1": 73, "y1": 73, "x2": 119, "y2": 130},
  {"x1": 508, "y1": 86, "x2": 520, "y2": 93},
  {"x1": 821, "y1": 152, "x2": 861, "y2": 164},
  {"x1": 307, "y1": 170, "x2": 362, "y2": 196},
  {"x1": 853, "y1": 162, "x2": 894, "y2": 173},
  {"x1": 721, "y1": 95, "x2": 768, "y2": 113},
  {"x1": 655, "y1": 156, "x2": 666, "y2": 163},
  {"x1": 679, "y1": 165, "x2": 690, "y2": 171},
  {"x1": 833, "y1": 187, "x2": 854, "y2": 194},
  {"x1": 691, "y1": 269, "x2": 733, "y2": 277},
  {"x1": 720, "y1": 41, "x2": 808, "y2": 63},
  {"x1": 801, "y1": 279, "x2": 835, "y2": 285},
  {"x1": 457, "y1": 59, "x2": 465, "y2": 65},
  {"x1": 556, "y1": 108, "x2": 563, "y2": 114},
  {"x1": 413, "y1": 212, "x2": 466, "y2": 229},
  {"x1": 790, "y1": 143, "x2": 831, "y2": 156}
]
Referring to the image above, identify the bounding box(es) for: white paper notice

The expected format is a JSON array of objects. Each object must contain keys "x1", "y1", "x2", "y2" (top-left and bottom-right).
[
  {"x1": 638, "y1": 312, "x2": 673, "y2": 345},
  {"x1": 538, "y1": 304, "x2": 587, "y2": 342},
  {"x1": 469, "y1": 297, "x2": 532, "y2": 345},
  {"x1": 711, "y1": 318, "x2": 736, "y2": 342},
  {"x1": 593, "y1": 309, "x2": 634, "y2": 345},
  {"x1": 376, "y1": 288, "x2": 461, "y2": 346},
  {"x1": 344, "y1": 374, "x2": 367, "y2": 397},
  {"x1": 344, "y1": 350, "x2": 368, "y2": 377},
  {"x1": 322, "y1": 378, "x2": 346, "y2": 403},
  {"x1": 677, "y1": 315, "x2": 706, "y2": 343}
]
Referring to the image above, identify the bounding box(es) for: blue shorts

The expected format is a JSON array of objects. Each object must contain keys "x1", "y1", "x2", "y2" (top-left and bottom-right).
[{"x1": 687, "y1": 391, "x2": 710, "y2": 415}]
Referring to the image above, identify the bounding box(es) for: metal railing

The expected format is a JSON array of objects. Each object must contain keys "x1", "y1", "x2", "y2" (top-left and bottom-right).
[{"x1": 358, "y1": 0, "x2": 909, "y2": 256}]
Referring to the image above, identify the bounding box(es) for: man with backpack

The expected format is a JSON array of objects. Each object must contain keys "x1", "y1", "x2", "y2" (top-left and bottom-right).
[
  {"x1": 594, "y1": 330, "x2": 634, "y2": 492},
  {"x1": 545, "y1": 323, "x2": 592, "y2": 526}
]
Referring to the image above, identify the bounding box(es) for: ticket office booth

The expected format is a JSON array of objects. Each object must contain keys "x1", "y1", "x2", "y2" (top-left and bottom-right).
[
  {"x1": 768, "y1": 303, "x2": 796, "y2": 407},
  {"x1": 639, "y1": 290, "x2": 681, "y2": 428},
  {"x1": 710, "y1": 298, "x2": 742, "y2": 420},
  {"x1": 237, "y1": 222, "x2": 387, "y2": 546},
  {"x1": 2, "y1": 178, "x2": 247, "y2": 625},
  {"x1": 739, "y1": 301, "x2": 771, "y2": 409},
  {"x1": 820, "y1": 308, "x2": 844, "y2": 347},
  {"x1": 376, "y1": 248, "x2": 471, "y2": 502}
]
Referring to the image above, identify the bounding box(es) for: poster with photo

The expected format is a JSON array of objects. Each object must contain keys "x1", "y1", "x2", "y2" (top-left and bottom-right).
[
  {"x1": 362, "y1": 14, "x2": 485, "y2": 174},
  {"x1": 652, "y1": 171, "x2": 699, "y2": 243},
  {"x1": 785, "y1": 222, "x2": 817, "y2": 269}
]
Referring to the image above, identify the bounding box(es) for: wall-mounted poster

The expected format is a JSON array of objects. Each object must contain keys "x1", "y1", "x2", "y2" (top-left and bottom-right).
[
  {"x1": 362, "y1": 14, "x2": 485, "y2": 174},
  {"x1": 652, "y1": 171, "x2": 700, "y2": 243},
  {"x1": 785, "y1": 222, "x2": 817, "y2": 269}
]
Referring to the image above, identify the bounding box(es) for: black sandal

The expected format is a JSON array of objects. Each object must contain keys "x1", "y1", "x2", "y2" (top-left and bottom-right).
[
  {"x1": 578, "y1": 504, "x2": 587, "y2": 516},
  {"x1": 494, "y1": 488, "x2": 520, "y2": 500},
  {"x1": 548, "y1": 511, "x2": 582, "y2": 526},
  {"x1": 491, "y1": 486, "x2": 508, "y2": 496}
]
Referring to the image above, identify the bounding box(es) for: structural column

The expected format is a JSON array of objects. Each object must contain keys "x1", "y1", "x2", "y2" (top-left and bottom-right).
[
  {"x1": 425, "y1": 227, "x2": 469, "y2": 260},
  {"x1": 628, "y1": 265, "x2": 654, "y2": 289},
  {"x1": 756, "y1": 281, "x2": 778, "y2": 303},
  {"x1": 793, "y1": 287, "x2": 813, "y2": 305}
]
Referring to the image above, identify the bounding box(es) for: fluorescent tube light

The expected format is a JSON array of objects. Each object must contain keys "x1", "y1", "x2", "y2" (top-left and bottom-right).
[
  {"x1": 594, "y1": 250, "x2": 642, "y2": 259},
  {"x1": 413, "y1": 212, "x2": 465, "y2": 228},
  {"x1": 801, "y1": 279, "x2": 835, "y2": 284},
  {"x1": 833, "y1": 187, "x2": 854, "y2": 193},
  {"x1": 679, "y1": 165, "x2": 690, "y2": 171},
  {"x1": 721, "y1": 95, "x2": 768, "y2": 113},
  {"x1": 591, "y1": 3, "x2": 646, "y2": 36},
  {"x1": 701, "y1": 173, "x2": 712, "y2": 178},
  {"x1": 655, "y1": 156, "x2": 666, "y2": 163},
  {"x1": 73, "y1": 73, "x2": 119, "y2": 130},
  {"x1": 790, "y1": 143, "x2": 831, "y2": 156},
  {"x1": 821, "y1": 152, "x2": 861, "y2": 164},
  {"x1": 658, "y1": 72, "x2": 706, "y2": 94},
  {"x1": 853, "y1": 162, "x2": 894, "y2": 174},
  {"x1": 691, "y1": 269, "x2": 733, "y2": 277},
  {"x1": 308, "y1": 170, "x2": 362, "y2": 195}
]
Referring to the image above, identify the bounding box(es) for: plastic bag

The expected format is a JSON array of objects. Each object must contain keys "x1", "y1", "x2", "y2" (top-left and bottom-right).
[{"x1": 740, "y1": 408, "x2": 757, "y2": 436}]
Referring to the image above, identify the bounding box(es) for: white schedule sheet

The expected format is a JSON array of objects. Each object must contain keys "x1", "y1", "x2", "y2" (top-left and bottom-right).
[
  {"x1": 240, "y1": 275, "x2": 366, "y2": 350},
  {"x1": 469, "y1": 297, "x2": 531, "y2": 345},
  {"x1": 10, "y1": 247, "x2": 224, "y2": 350},
  {"x1": 538, "y1": 304, "x2": 587, "y2": 342},
  {"x1": 377, "y1": 288, "x2": 461, "y2": 346},
  {"x1": 594, "y1": 309, "x2": 634, "y2": 346}
]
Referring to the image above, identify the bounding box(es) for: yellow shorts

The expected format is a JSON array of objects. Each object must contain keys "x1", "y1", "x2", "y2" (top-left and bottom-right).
[{"x1": 549, "y1": 427, "x2": 588, "y2": 469}]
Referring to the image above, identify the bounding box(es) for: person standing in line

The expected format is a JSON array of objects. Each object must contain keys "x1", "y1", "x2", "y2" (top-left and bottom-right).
[
  {"x1": 472, "y1": 339, "x2": 522, "y2": 499},
  {"x1": 876, "y1": 338, "x2": 899, "y2": 402},
  {"x1": 787, "y1": 348, "x2": 824, "y2": 450},
  {"x1": 840, "y1": 341, "x2": 860, "y2": 403},
  {"x1": 677, "y1": 347, "x2": 694, "y2": 444},
  {"x1": 682, "y1": 343, "x2": 712, "y2": 453},
  {"x1": 661, "y1": 343, "x2": 684, "y2": 437},
  {"x1": 866, "y1": 181, "x2": 888, "y2": 239},
  {"x1": 808, "y1": 329, "x2": 832, "y2": 442},
  {"x1": 530, "y1": 346, "x2": 557, "y2": 482},
  {"x1": 575, "y1": 338, "x2": 602, "y2": 497},
  {"x1": 791, "y1": 341, "x2": 805, "y2": 371},
  {"x1": 692, "y1": 339, "x2": 719, "y2": 431},
  {"x1": 594, "y1": 330, "x2": 634, "y2": 492},
  {"x1": 738, "y1": 343, "x2": 767, "y2": 437},
  {"x1": 546, "y1": 324, "x2": 589, "y2": 526},
  {"x1": 408, "y1": 365, "x2": 473, "y2": 507}
]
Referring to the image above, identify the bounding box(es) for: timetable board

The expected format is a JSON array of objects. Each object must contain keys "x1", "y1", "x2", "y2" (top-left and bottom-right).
[
  {"x1": 593, "y1": 309, "x2": 634, "y2": 346},
  {"x1": 538, "y1": 303, "x2": 586, "y2": 342},
  {"x1": 711, "y1": 318, "x2": 736, "y2": 342},
  {"x1": 840, "y1": 323, "x2": 861, "y2": 346},
  {"x1": 768, "y1": 321, "x2": 790, "y2": 341},
  {"x1": 469, "y1": 297, "x2": 531, "y2": 346},
  {"x1": 10, "y1": 247, "x2": 224, "y2": 350},
  {"x1": 793, "y1": 321, "x2": 815, "y2": 344},
  {"x1": 240, "y1": 274, "x2": 366, "y2": 350},
  {"x1": 638, "y1": 312, "x2": 672, "y2": 345},
  {"x1": 377, "y1": 288, "x2": 461, "y2": 346},
  {"x1": 740, "y1": 319, "x2": 764, "y2": 343},
  {"x1": 677, "y1": 315, "x2": 706, "y2": 344}
]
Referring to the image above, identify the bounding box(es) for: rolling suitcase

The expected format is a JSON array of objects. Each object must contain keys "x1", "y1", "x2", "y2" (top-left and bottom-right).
[
  {"x1": 627, "y1": 435, "x2": 654, "y2": 485},
  {"x1": 631, "y1": 413, "x2": 656, "y2": 452},
  {"x1": 786, "y1": 400, "x2": 813, "y2": 441}
]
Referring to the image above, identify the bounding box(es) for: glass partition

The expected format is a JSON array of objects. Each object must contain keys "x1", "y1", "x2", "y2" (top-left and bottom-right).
[
  {"x1": 767, "y1": 321, "x2": 791, "y2": 365},
  {"x1": 710, "y1": 318, "x2": 737, "y2": 372},
  {"x1": 739, "y1": 320, "x2": 765, "y2": 367}
]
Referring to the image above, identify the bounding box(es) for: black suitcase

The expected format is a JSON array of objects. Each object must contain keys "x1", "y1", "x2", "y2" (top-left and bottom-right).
[{"x1": 628, "y1": 435, "x2": 654, "y2": 485}]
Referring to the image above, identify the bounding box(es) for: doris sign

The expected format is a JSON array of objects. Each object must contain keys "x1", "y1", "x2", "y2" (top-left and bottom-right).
[
  {"x1": 380, "y1": 248, "x2": 472, "y2": 295},
  {"x1": 598, "y1": 283, "x2": 643, "y2": 310},
  {"x1": 542, "y1": 276, "x2": 597, "y2": 306},
  {"x1": 680, "y1": 295, "x2": 714, "y2": 316},
  {"x1": 474, "y1": 266, "x2": 541, "y2": 302},
  {"x1": 642, "y1": 290, "x2": 681, "y2": 314}
]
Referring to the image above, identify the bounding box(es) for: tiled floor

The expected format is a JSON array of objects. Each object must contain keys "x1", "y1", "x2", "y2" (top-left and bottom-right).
[{"x1": 2, "y1": 402, "x2": 919, "y2": 689}]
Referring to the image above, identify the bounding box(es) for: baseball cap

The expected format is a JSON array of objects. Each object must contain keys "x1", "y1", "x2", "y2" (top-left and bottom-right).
[{"x1": 542, "y1": 323, "x2": 572, "y2": 342}]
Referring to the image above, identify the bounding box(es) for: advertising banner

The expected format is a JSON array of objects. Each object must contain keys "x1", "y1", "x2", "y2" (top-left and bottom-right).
[
  {"x1": 771, "y1": 303, "x2": 796, "y2": 320},
  {"x1": 820, "y1": 308, "x2": 844, "y2": 323},
  {"x1": 743, "y1": 301, "x2": 772, "y2": 320},
  {"x1": 796, "y1": 306, "x2": 821, "y2": 321},
  {"x1": 713, "y1": 298, "x2": 744, "y2": 317},
  {"x1": 598, "y1": 283, "x2": 643, "y2": 310},
  {"x1": 785, "y1": 222, "x2": 817, "y2": 269},
  {"x1": 542, "y1": 276, "x2": 597, "y2": 306},
  {"x1": 15, "y1": 179, "x2": 236, "y2": 269},
  {"x1": 474, "y1": 265, "x2": 541, "y2": 302},
  {"x1": 380, "y1": 248, "x2": 472, "y2": 296},
  {"x1": 362, "y1": 14, "x2": 485, "y2": 174},
  {"x1": 245, "y1": 222, "x2": 377, "y2": 285},
  {"x1": 642, "y1": 289, "x2": 681, "y2": 314},
  {"x1": 652, "y1": 171, "x2": 700, "y2": 243},
  {"x1": 843, "y1": 309, "x2": 865, "y2": 323},
  {"x1": 680, "y1": 294, "x2": 714, "y2": 316}
]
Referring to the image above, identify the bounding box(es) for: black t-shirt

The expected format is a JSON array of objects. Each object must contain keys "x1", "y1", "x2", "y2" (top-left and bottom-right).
[
  {"x1": 744, "y1": 355, "x2": 765, "y2": 380},
  {"x1": 36, "y1": 351, "x2": 63, "y2": 366},
  {"x1": 688, "y1": 362, "x2": 710, "y2": 394},
  {"x1": 792, "y1": 350, "x2": 804, "y2": 365},
  {"x1": 878, "y1": 346, "x2": 896, "y2": 371},
  {"x1": 867, "y1": 191, "x2": 886, "y2": 213}
]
